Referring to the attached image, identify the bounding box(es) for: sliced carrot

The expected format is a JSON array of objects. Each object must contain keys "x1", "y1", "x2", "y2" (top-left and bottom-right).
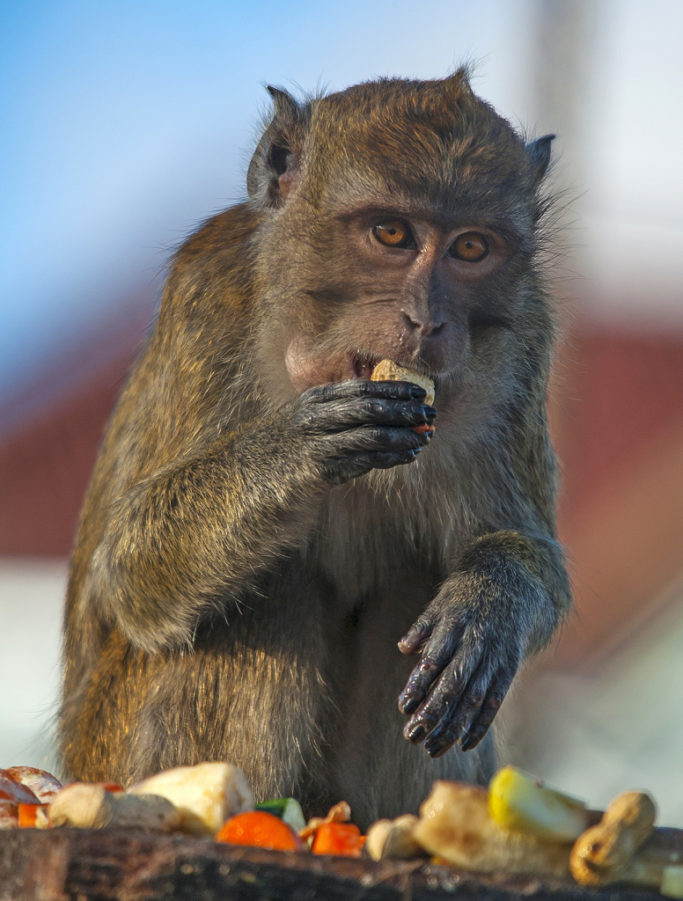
[
  {"x1": 216, "y1": 810, "x2": 304, "y2": 851},
  {"x1": 18, "y1": 803, "x2": 48, "y2": 828},
  {"x1": 311, "y1": 822, "x2": 366, "y2": 857}
]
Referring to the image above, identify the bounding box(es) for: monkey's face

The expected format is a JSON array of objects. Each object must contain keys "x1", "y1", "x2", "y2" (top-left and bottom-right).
[
  {"x1": 251, "y1": 74, "x2": 551, "y2": 416},
  {"x1": 279, "y1": 207, "x2": 517, "y2": 393}
]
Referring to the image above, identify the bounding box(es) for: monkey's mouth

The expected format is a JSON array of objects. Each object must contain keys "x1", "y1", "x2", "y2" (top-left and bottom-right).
[
  {"x1": 350, "y1": 353, "x2": 381, "y2": 380},
  {"x1": 350, "y1": 352, "x2": 437, "y2": 387}
]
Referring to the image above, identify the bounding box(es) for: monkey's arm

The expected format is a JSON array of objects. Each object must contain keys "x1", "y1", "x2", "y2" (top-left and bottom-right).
[
  {"x1": 87, "y1": 380, "x2": 434, "y2": 652},
  {"x1": 397, "y1": 417, "x2": 571, "y2": 757}
]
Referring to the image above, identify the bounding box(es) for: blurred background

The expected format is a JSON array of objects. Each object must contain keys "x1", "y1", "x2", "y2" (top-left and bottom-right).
[{"x1": 1, "y1": 0, "x2": 681, "y2": 822}]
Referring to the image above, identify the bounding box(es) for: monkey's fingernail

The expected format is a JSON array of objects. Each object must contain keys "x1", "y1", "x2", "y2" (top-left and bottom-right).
[
  {"x1": 457, "y1": 726, "x2": 472, "y2": 749},
  {"x1": 424, "y1": 405, "x2": 437, "y2": 420},
  {"x1": 398, "y1": 693, "x2": 419, "y2": 715},
  {"x1": 398, "y1": 628, "x2": 424, "y2": 653},
  {"x1": 425, "y1": 737, "x2": 449, "y2": 758},
  {"x1": 409, "y1": 385, "x2": 426, "y2": 398},
  {"x1": 405, "y1": 722, "x2": 427, "y2": 742},
  {"x1": 459, "y1": 727, "x2": 483, "y2": 751}
]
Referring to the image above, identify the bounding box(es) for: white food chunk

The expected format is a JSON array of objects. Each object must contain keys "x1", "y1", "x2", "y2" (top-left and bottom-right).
[{"x1": 130, "y1": 762, "x2": 254, "y2": 835}]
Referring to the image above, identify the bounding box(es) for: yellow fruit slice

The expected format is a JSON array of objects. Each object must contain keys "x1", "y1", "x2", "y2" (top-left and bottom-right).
[{"x1": 488, "y1": 766, "x2": 590, "y2": 842}]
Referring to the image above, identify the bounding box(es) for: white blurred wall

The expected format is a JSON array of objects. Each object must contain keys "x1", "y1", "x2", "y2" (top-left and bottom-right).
[{"x1": 0, "y1": 561, "x2": 65, "y2": 773}]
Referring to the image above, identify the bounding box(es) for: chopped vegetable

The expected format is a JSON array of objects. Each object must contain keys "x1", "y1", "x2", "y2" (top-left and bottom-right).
[
  {"x1": 300, "y1": 800, "x2": 351, "y2": 840},
  {"x1": 414, "y1": 780, "x2": 571, "y2": 878},
  {"x1": 256, "y1": 797, "x2": 306, "y2": 832},
  {"x1": 130, "y1": 761, "x2": 254, "y2": 835},
  {"x1": 216, "y1": 810, "x2": 304, "y2": 850},
  {"x1": 365, "y1": 814, "x2": 423, "y2": 861},
  {"x1": 489, "y1": 765, "x2": 590, "y2": 841},
  {"x1": 18, "y1": 803, "x2": 48, "y2": 828},
  {"x1": 49, "y1": 784, "x2": 182, "y2": 831},
  {"x1": 311, "y1": 822, "x2": 366, "y2": 857}
]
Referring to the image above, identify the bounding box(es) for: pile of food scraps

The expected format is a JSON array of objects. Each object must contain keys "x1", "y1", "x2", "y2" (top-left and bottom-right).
[{"x1": 2, "y1": 763, "x2": 682, "y2": 897}]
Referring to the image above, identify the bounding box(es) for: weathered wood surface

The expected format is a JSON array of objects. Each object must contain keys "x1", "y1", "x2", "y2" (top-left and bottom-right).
[{"x1": 0, "y1": 829, "x2": 665, "y2": 901}]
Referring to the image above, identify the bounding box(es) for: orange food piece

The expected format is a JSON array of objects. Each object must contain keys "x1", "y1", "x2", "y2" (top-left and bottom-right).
[
  {"x1": 98, "y1": 782, "x2": 125, "y2": 793},
  {"x1": 18, "y1": 803, "x2": 48, "y2": 828},
  {"x1": 311, "y1": 822, "x2": 366, "y2": 857},
  {"x1": 414, "y1": 423, "x2": 435, "y2": 435},
  {"x1": 215, "y1": 810, "x2": 304, "y2": 851}
]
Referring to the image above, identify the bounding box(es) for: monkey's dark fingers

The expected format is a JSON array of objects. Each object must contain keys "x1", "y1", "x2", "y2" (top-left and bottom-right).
[
  {"x1": 398, "y1": 655, "x2": 445, "y2": 719},
  {"x1": 423, "y1": 666, "x2": 513, "y2": 757},
  {"x1": 296, "y1": 395, "x2": 435, "y2": 434},
  {"x1": 402, "y1": 650, "x2": 478, "y2": 743},
  {"x1": 303, "y1": 379, "x2": 427, "y2": 404},
  {"x1": 398, "y1": 616, "x2": 468, "y2": 719},
  {"x1": 323, "y1": 448, "x2": 420, "y2": 484},
  {"x1": 321, "y1": 424, "x2": 430, "y2": 457},
  {"x1": 397, "y1": 616, "x2": 435, "y2": 655},
  {"x1": 397, "y1": 610, "x2": 465, "y2": 713},
  {"x1": 319, "y1": 426, "x2": 429, "y2": 484}
]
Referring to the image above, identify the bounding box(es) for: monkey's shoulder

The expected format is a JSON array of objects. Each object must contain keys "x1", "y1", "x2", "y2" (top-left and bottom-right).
[
  {"x1": 161, "y1": 203, "x2": 263, "y2": 325},
  {"x1": 174, "y1": 203, "x2": 262, "y2": 266}
]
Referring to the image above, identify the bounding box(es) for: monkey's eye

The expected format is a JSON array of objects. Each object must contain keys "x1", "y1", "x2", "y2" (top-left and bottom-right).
[
  {"x1": 372, "y1": 220, "x2": 413, "y2": 248},
  {"x1": 450, "y1": 231, "x2": 489, "y2": 262}
]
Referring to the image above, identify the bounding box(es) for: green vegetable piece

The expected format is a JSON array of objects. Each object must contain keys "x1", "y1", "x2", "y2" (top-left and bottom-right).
[{"x1": 256, "y1": 797, "x2": 306, "y2": 832}]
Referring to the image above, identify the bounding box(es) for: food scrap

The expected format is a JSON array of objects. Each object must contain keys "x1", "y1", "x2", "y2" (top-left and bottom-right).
[
  {"x1": 3, "y1": 760, "x2": 683, "y2": 896},
  {"x1": 216, "y1": 810, "x2": 304, "y2": 851},
  {"x1": 488, "y1": 764, "x2": 592, "y2": 841}
]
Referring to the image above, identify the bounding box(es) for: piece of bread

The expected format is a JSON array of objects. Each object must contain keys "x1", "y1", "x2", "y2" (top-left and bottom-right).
[{"x1": 371, "y1": 360, "x2": 435, "y2": 406}]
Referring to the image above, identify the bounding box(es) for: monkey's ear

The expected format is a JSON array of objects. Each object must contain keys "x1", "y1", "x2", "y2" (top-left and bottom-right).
[
  {"x1": 247, "y1": 86, "x2": 307, "y2": 208},
  {"x1": 526, "y1": 134, "x2": 555, "y2": 184}
]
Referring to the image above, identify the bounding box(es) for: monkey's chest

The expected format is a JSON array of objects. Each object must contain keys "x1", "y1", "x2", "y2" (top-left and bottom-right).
[{"x1": 307, "y1": 483, "x2": 450, "y2": 615}]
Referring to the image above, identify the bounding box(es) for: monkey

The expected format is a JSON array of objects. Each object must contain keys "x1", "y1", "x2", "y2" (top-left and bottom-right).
[{"x1": 59, "y1": 68, "x2": 571, "y2": 829}]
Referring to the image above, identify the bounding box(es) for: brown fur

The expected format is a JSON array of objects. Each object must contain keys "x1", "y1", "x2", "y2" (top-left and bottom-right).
[{"x1": 60, "y1": 70, "x2": 570, "y2": 828}]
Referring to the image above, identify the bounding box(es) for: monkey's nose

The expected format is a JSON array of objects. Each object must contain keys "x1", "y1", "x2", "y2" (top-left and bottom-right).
[{"x1": 401, "y1": 310, "x2": 445, "y2": 337}]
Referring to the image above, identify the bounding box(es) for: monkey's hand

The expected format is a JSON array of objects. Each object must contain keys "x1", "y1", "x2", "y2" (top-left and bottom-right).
[
  {"x1": 397, "y1": 579, "x2": 524, "y2": 757},
  {"x1": 396, "y1": 530, "x2": 568, "y2": 756},
  {"x1": 393, "y1": 524, "x2": 570, "y2": 759},
  {"x1": 292, "y1": 380, "x2": 436, "y2": 485}
]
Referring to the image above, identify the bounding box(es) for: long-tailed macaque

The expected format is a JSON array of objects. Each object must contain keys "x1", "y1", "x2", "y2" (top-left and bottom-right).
[{"x1": 60, "y1": 69, "x2": 570, "y2": 828}]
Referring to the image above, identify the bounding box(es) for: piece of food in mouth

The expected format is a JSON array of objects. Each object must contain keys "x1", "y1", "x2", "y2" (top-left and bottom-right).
[{"x1": 370, "y1": 359, "x2": 435, "y2": 407}]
